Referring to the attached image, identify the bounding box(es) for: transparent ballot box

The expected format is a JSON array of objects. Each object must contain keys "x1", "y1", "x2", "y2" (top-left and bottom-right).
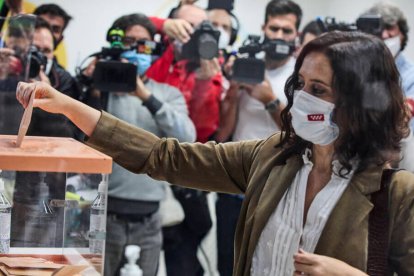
[{"x1": 0, "y1": 135, "x2": 112, "y2": 275}]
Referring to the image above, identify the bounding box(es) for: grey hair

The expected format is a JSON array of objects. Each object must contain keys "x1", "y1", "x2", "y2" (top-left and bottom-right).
[{"x1": 365, "y1": 1, "x2": 409, "y2": 51}]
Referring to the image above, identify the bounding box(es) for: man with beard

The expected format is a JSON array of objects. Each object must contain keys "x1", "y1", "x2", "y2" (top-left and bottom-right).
[{"x1": 232, "y1": 0, "x2": 302, "y2": 141}]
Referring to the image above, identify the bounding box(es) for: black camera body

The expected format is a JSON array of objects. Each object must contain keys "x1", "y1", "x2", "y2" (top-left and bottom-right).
[
  {"x1": 27, "y1": 45, "x2": 48, "y2": 79},
  {"x1": 317, "y1": 15, "x2": 383, "y2": 37},
  {"x1": 232, "y1": 35, "x2": 264, "y2": 84},
  {"x1": 179, "y1": 20, "x2": 220, "y2": 60},
  {"x1": 91, "y1": 28, "x2": 165, "y2": 92},
  {"x1": 232, "y1": 35, "x2": 295, "y2": 84},
  {"x1": 356, "y1": 15, "x2": 383, "y2": 37},
  {"x1": 92, "y1": 47, "x2": 137, "y2": 92},
  {"x1": 93, "y1": 60, "x2": 137, "y2": 92},
  {"x1": 92, "y1": 27, "x2": 137, "y2": 92}
]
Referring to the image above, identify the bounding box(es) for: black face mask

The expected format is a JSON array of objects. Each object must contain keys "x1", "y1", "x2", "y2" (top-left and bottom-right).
[{"x1": 262, "y1": 36, "x2": 295, "y2": 61}]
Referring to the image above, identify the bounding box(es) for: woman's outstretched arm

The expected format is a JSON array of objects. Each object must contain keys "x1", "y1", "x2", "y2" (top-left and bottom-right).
[{"x1": 17, "y1": 81, "x2": 101, "y2": 136}]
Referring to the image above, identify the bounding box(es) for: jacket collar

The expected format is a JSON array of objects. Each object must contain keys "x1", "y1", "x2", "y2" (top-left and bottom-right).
[
  {"x1": 315, "y1": 162, "x2": 384, "y2": 259},
  {"x1": 350, "y1": 163, "x2": 384, "y2": 195}
]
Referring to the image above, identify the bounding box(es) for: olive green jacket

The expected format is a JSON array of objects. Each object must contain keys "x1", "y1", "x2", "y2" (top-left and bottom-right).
[{"x1": 88, "y1": 112, "x2": 414, "y2": 276}]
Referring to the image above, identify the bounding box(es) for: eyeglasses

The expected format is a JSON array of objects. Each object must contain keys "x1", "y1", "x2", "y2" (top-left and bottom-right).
[
  {"x1": 50, "y1": 24, "x2": 64, "y2": 34},
  {"x1": 122, "y1": 36, "x2": 137, "y2": 46}
]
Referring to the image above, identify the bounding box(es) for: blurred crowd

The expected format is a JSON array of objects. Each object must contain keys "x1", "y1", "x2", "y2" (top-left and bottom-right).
[{"x1": 0, "y1": 0, "x2": 413, "y2": 275}]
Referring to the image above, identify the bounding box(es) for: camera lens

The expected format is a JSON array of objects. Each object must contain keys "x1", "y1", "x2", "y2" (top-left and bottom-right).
[{"x1": 198, "y1": 33, "x2": 219, "y2": 60}]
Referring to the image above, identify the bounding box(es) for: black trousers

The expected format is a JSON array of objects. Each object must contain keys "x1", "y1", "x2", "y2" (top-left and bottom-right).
[
  {"x1": 216, "y1": 193, "x2": 243, "y2": 276},
  {"x1": 162, "y1": 188, "x2": 212, "y2": 276}
]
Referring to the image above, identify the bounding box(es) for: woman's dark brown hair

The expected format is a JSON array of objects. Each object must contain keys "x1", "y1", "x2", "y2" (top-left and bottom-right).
[{"x1": 278, "y1": 31, "x2": 410, "y2": 176}]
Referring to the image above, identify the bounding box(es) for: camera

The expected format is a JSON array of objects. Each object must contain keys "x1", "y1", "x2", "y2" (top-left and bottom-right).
[
  {"x1": 8, "y1": 45, "x2": 47, "y2": 79},
  {"x1": 27, "y1": 45, "x2": 48, "y2": 78},
  {"x1": 208, "y1": 0, "x2": 234, "y2": 11},
  {"x1": 179, "y1": 20, "x2": 220, "y2": 60},
  {"x1": 6, "y1": 14, "x2": 47, "y2": 79},
  {"x1": 91, "y1": 27, "x2": 137, "y2": 92},
  {"x1": 316, "y1": 14, "x2": 383, "y2": 37},
  {"x1": 231, "y1": 35, "x2": 295, "y2": 84}
]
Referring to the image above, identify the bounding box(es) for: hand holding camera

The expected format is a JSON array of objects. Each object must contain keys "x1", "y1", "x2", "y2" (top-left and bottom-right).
[
  {"x1": 132, "y1": 77, "x2": 152, "y2": 101},
  {"x1": 0, "y1": 48, "x2": 18, "y2": 79},
  {"x1": 178, "y1": 20, "x2": 220, "y2": 61},
  {"x1": 240, "y1": 79, "x2": 275, "y2": 105},
  {"x1": 196, "y1": 58, "x2": 221, "y2": 80},
  {"x1": 163, "y1": 18, "x2": 194, "y2": 43}
]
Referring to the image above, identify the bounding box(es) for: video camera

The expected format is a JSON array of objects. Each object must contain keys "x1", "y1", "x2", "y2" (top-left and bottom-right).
[
  {"x1": 316, "y1": 14, "x2": 383, "y2": 37},
  {"x1": 232, "y1": 35, "x2": 295, "y2": 84},
  {"x1": 88, "y1": 28, "x2": 165, "y2": 92},
  {"x1": 179, "y1": 20, "x2": 220, "y2": 61},
  {"x1": 90, "y1": 28, "x2": 137, "y2": 92}
]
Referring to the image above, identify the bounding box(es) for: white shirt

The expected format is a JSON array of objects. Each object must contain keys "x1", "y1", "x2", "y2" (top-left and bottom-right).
[
  {"x1": 232, "y1": 57, "x2": 295, "y2": 141},
  {"x1": 251, "y1": 149, "x2": 355, "y2": 276}
]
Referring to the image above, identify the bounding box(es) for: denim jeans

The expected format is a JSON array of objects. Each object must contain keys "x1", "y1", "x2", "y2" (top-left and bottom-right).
[{"x1": 104, "y1": 210, "x2": 162, "y2": 276}]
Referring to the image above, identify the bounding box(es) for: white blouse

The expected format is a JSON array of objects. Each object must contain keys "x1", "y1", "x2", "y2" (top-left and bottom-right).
[{"x1": 251, "y1": 149, "x2": 356, "y2": 276}]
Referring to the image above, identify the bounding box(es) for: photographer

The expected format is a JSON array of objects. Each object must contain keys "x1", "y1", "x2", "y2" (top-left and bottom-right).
[
  {"x1": 146, "y1": 4, "x2": 223, "y2": 144},
  {"x1": 232, "y1": 0, "x2": 302, "y2": 141},
  {"x1": 78, "y1": 13, "x2": 196, "y2": 276},
  {"x1": 364, "y1": 2, "x2": 414, "y2": 99},
  {"x1": 363, "y1": 2, "x2": 414, "y2": 172},
  {"x1": 206, "y1": 5, "x2": 242, "y2": 143},
  {"x1": 32, "y1": 18, "x2": 78, "y2": 110},
  {"x1": 33, "y1": 4, "x2": 72, "y2": 50}
]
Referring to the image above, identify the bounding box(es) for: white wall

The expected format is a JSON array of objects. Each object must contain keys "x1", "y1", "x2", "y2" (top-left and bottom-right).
[{"x1": 28, "y1": 0, "x2": 414, "y2": 74}]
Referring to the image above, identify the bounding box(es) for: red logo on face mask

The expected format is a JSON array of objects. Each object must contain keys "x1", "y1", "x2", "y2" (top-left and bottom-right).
[{"x1": 307, "y1": 114, "x2": 325, "y2": 121}]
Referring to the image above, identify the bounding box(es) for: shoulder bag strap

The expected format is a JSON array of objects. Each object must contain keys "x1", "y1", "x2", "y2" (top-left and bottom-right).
[{"x1": 367, "y1": 169, "x2": 398, "y2": 276}]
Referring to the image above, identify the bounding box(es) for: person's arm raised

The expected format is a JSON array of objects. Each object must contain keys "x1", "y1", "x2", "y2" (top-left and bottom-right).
[{"x1": 16, "y1": 81, "x2": 100, "y2": 137}]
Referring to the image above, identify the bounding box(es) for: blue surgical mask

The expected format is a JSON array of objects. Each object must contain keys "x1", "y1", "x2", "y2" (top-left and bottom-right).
[{"x1": 121, "y1": 50, "x2": 152, "y2": 76}]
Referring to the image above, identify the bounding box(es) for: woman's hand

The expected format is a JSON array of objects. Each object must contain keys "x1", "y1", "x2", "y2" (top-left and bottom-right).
[
  {"x1": 293, "y1": 249, "x2": 368, "y2": 276},
  {"x1": 16, "y1": 81, "x2": 68, "y2": 113},
  {"x1": 16, "y1": 81, "x2": 101, "y2": 137}
]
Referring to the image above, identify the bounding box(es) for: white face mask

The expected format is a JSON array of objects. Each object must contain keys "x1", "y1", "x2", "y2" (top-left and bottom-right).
[
  {"x1": 291, "y1": 90, "x2": 339, "y2": 145},
  {"x1": 384, "y1": 36, "x2": 401, "y2": 57},
  {"x1": 44, "y1": 58, "x2": 53, "y2": 75},
  {"x1": 218, "y1": 27, "x2": 230, "y2": 49}
]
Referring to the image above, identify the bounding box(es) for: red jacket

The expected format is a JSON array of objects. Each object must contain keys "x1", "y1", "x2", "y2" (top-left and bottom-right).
[{"x1": 146, "y1": 42, "x2": 223, "y2": 143}]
